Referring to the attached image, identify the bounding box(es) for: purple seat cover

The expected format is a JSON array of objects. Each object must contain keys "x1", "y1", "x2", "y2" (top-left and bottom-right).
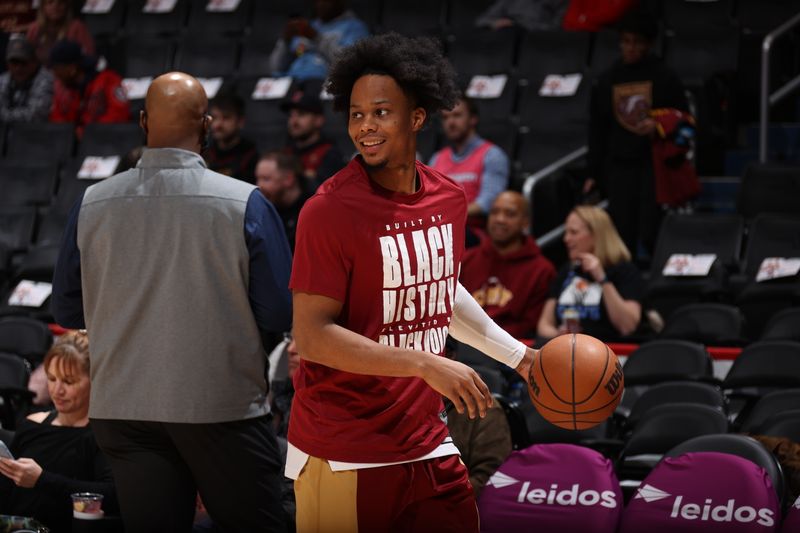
[
  {"x1": 477, "y1": 443, "x2": 622, "y2": 533},
  {"x1": 620, "y1": 452, "x2": 780, "y2": 533},
  {"x1": 782, "y1": 495, "x2": 800, "y2": 533}
]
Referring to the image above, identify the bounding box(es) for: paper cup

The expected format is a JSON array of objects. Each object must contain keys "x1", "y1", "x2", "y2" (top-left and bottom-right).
[{"x1": 71, "y1": 492, "x2": 104, "y2": 519}]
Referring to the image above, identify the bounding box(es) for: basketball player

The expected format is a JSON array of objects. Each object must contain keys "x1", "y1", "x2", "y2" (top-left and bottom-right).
[{"x1": 289, "y1": 33, "x2": 536, "y2": 531}]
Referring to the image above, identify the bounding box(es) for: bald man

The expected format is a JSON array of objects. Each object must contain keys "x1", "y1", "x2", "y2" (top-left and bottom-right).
[
  {"x1": 460, "y1": 191, "x2": 556, "y2": 338},
  {"x1": 52, "y1": 72, "x2": 292, "y2": 532}
]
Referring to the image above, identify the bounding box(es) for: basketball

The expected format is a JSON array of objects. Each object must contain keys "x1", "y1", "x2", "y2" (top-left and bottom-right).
[{"x1": 528, "y1": 333, "x2": 624, "y2": 430}]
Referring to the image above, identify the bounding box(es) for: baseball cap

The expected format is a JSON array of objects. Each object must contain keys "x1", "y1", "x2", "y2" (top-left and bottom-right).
[
  {"x1": 280, "y1": 89, "x2": 324, "y2": 115},
  {"x1": 48, "y1": 40, "x2": 83, "y2": 67},
  {"x1": 6, "y1": 38, "x2": 35, "y2": 62}
]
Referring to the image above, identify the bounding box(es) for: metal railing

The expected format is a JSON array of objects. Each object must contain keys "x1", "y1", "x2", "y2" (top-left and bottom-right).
[{"x1": 759, "y1": 10, "x2": 800, "y2": 162}]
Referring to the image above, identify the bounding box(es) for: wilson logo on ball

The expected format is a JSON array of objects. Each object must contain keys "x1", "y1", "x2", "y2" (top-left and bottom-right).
[{"x1": 604, "y1": 360, "x2": 624, "y2": 396}]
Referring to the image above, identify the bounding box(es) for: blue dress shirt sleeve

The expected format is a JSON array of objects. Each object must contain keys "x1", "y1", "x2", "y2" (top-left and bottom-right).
[
  {"x1": 244, "y1": 189, "x2": 293, "y2": 333},
  {"x1": 474, "y1": 145, "x2": 510, "y2": 213},
  {"x1": 51, "y1": 192, "x2": 86, "y2": 329}
]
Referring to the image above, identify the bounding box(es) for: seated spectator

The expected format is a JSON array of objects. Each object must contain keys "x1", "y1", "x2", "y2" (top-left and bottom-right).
[
  {"x1": 476, "y1": 0, "x2": 568, "y2": 31},
  {"x1": 0, "y1": 330, "x2": 118, "y2": 532},
  {"x1": 26, "y1": 0, "x2": 94, "y2": 65},
  {"x1": 256, "y1": 151, "x2": 309, "y2": 251},
  {"x1": 268, "y1": 0, "x2": 369, "y2": 81},
  {"x1": 204, "y1": 91, "x2": 259, "y2": 183},
  {"x1": 0, "y1": 37, "x2": 53, "y2": 123},
  {"x1": 281, "y1": 86, "x2": 345, "y2": 189},
  {"x1": 461, "y1": 191, "x2": 556, "y2": 339},
  {"x1": 429, "y1": 96, "x2": 509, "y2": 228},
  {"x1": 444, "y1": 338, "x2": 512, "y2": 497},
  {"x1": 537, "y1": 205, "x2": 644, "y2": 342},
  {"x1": 48, "y1": 40, "x2": 130, "y2": 137}
]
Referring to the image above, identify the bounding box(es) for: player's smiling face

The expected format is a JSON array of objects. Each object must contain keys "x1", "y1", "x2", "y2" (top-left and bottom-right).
[{"x1": 348, "y1": 74, "x2": 425, "y2": 170}]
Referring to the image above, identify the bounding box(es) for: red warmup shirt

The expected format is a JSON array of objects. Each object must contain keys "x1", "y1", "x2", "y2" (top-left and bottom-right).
[
  {"x1": 50, "y1": 69, "x2": 130, "y2": 136},
  {"x1": 289, "y1": 157, "x2": 467, "y2": 463},
  {"x1": 460, "y1": 233, "x2": 556, "y2": 339}
]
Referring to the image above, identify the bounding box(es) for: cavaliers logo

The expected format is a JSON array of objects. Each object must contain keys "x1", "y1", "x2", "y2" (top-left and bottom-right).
[{"x1": 613, "y1": 81, "x2": 653, "y2": 133}]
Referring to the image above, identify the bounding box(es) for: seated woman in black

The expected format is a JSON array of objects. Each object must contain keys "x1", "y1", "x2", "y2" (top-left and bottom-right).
[
  {"x1": 537, "y1": 205, "x2": 644, "y2": 342},
  {"x1": 0, "y1": 330, "x2": 117, "y2": 531}
]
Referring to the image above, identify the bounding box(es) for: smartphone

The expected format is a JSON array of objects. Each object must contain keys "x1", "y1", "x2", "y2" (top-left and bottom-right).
[{"x1": 0, "y1": 440, "x2": 13, "y2": 460}]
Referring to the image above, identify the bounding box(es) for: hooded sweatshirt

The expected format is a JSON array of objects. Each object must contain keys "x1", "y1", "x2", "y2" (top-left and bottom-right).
[{"x1": 460, "y1": 233, "x2": 556, "y2": 338}]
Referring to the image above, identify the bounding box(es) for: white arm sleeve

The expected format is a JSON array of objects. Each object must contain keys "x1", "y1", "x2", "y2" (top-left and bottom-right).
[{"x1": 450, "y1": 281, "x2": 528, "y2": 369}]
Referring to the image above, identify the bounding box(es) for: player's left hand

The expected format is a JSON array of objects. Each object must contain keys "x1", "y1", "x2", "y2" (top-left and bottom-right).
[{"x1": 0, "y1": 457, "x2": 43, "y2": 488}]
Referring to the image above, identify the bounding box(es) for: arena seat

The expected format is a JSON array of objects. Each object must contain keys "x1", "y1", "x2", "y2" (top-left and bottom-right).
[
  {"x1": 517, "y1": 79, "x2": 590, "y2": 132},
  {"x1": 82, "y1": 0, "x2": 127, "y2": 36},
  {"x1": 0, "y1": 207, "x2": 35, "y2": 253},
  {"x1": 235, "y1": 77, "x2": 289, "y2": 127},
  {"x1": 51, "y1": 169, "x2": 99, "y2": 216},
  {"x1": 783, "y1": 494, "x2": 800, "y2": 533},
  {"x1": 619, "y1": 403, "x2": 729, "y2": 471},
  {"x1": 662, "y1": 0, "x2": 735, "y2": 34},
  {"x1": 0, "y1": 315, "x2": 52, "y2": 367},
  {"x1": 761, "y1": 308, "x2": 800, "y2": 342},
  {"x1": 723, "y1": 341, "x2": 800, "y2": 419},
  {"x1": 516, "y1": 30, "x2": 589, "y2": 85},
  {"x1": 621, "y1": 381, "x2": 727, "y2": 437},
  {"x1": 239, "y1": 33, "x2": 278, "y2": 78},
  {"x1": 754, "y1": 409, "x2": 800, "y2": 443},
  {"x1": 0, "y1": 351, "x2": 35, "y2": 430},
  {"x1": 122, "y1": 35, "x2": 175, "y2": 78},
  {"x1": 186, "y1": 0, "x2": 252, "y2": 36},
  {"x1": 34, "y1": 210, "x2": 69, "y2": 247},
  {"x1": 380, "y1": 0, "x2": 445, "y2": 35},
  {"x1": 620, "y1": 447, "x2": 782, "y2": 532},
  {"x1": 737, "y1": 0, "x2": 800, "y2": 33},
  {"x1": 174, "y1": 36, "x2": 239, "y2": 79},
  {"x1": 735, "y1": 215, "x2": 800, "y2": 338},
  {"x1": 517, "y1": 395, "x2": 611, "y2": 451},
  {"x1": 445, "y1": 0, "x2": 493, "y2": 30},
  {"x1": 664, "y1": 28, "x2": 740, "y2": 87},
  {"x1": 493, "y1": 395, "x2": 531, "y2": 450},
  {"x1": 664, "y1": 434, "x2": 785, "y2": 505},
  {"x1": 240, "y1": 124, "x2": 288, "y2": 155},
  {"x1": 478, "y1": 443, "x2": 623, "y2": 533},
  {"x1": 737, "y1": 163, "x2": 800, "y2": 221},
  {"x1": 476, "y1": 118, "x2": 517, "y2": 162},
  {"x1": 646, "y1": 213, "x2": 743, "y2": 320},
  {"x1": 77, "y1": 123, "x2": 142, "y2": 162},
  {"x1": 0, "y1": 162, "x2": 58, "y2": 208},
  {"x1": 124, "y1": 0, "x2": 189, "y2": 36},
  {"x1": 723, "y1": 341, "x2": 800, "y2": 389},
  {"x1": 660, "y1": 303, "x2": 744, "y2": 346},
  {"x1": 516, "y1": 126, "x2": 585, "y2": 174},
  {"x1": 446, "y1": 27, "x2": 517, "y2": 81},
  {"x1": 623, "y1": 339, "x2": 713, "y2": 386},
  {"x1": 737, "y1": 389, "x2": 800, "y2": 433},
  {"x1": 5, "y1": 123, "x2": 74, "y2": 165}
]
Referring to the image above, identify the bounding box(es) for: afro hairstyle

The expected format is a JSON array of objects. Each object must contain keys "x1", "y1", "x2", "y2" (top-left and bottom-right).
[{"x1": 326, "y1": 32, "x2": 460, "y2": 122}]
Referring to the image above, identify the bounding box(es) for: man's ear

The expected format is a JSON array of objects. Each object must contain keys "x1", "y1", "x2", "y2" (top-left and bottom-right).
[
  {"x1": 139, "y1": 110, "x2": 147, "y2": 131},
  {"x1": 411, "y1": 107, "x2": 426, "y2": 133}
]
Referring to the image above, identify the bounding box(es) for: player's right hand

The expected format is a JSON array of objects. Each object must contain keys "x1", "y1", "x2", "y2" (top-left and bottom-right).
[{"x1": 419, "y1": 355, "x2": 492, "y2": 419}]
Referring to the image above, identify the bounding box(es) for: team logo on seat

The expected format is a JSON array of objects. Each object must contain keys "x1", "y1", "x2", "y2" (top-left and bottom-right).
[
  {"x1": 635, "y1": 484, "x2": 672, "y2": 503},
  {"x1": 487, "y1": 471, "x2": 519, "y2": 489}
]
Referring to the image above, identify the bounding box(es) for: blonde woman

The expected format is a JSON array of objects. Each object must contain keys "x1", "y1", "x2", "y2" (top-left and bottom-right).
[
  {"x1": 537, "y1": 205, "x2": 644, "y2": 341},
  {"x1": 26, "y1": 0, "x2": 95, "y2": 64},
  {"x1": 0, "y1": 330, "x2": 117, "y2": 532}
]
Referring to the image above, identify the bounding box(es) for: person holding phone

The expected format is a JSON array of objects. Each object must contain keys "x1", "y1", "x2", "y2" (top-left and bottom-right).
[
  {"x1": 0, "y1": 330, "x2": 117, "y2": 532},
  {"x1": 536, "y1": 205, "x2": 644, "y2": 342}
]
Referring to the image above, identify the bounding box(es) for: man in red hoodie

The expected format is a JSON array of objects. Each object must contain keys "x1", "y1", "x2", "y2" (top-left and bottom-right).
[
  {"x1": 461, "y1": 191, "x2": 556, "y2": 339},
  {"x1": 48, "y1": 39, "x2": 129, "y2": 137}
]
